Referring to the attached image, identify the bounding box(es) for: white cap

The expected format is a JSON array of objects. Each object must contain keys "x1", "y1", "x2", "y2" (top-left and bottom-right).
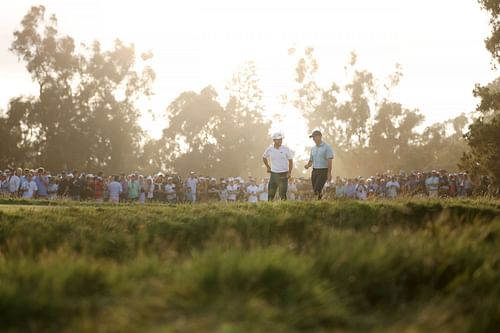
[{"x1": 272, "y1": 132, "x2": 284, "y2": 140}]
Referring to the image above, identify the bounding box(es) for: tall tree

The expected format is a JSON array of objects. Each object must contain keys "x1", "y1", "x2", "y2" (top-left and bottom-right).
[
  {"x1": 149, "y1": 86, "x2": 224, "y2": 175},
  {"x1": 338, "y1": 52, "x2": 376, "y2": 148},
  {"x1": 148, "y1": 62, "x2": 271, "y2": 177},
  {"x1": 369, "y1": 102, "x2": 424, "y2": 172},
  {"x1": 460, "y1": 1, "x2": 500, "y2": 186},
  {"x1": 8, "y1": 5, "x2": 154, "y2": 173},
  {"x1": 219, "y1": 61, "x2": 271, "y2": 177}
]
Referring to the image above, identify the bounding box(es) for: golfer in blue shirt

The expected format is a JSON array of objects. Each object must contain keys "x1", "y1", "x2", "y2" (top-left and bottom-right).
[{"x1": 304, "y1": 130, "x2": 334, "y2": 199}]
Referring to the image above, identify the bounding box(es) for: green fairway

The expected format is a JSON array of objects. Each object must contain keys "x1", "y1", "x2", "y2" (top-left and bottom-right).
[{"x1": 0, "y1": 199, "x2": 499, "y2": 332}]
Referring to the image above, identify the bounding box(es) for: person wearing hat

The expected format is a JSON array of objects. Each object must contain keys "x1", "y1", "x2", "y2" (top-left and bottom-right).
[
  {"x1": 164, "y1": 177, "x2": 177, "y2": 203},
  {"x1": 33, "y1": 167, "x2": 49, "y2": 199},
  {"x1": 304, "y1": 130, "x2": 334, "y2": 199},
  {"x1": 425, "y1": 170, "x2": 440, "y2": 198},
  {"x1": 218, "y1": 179, "x2": 228, "y2": 202},
  {"x1": 128, "y1": 173, "x2": 140, "y2": 202},
  {"x1": 262, "y1": 132, "x2": 294, "y2": 201},
  {"x1": 226, "y1": 178, "x2": 238, "y2": 202},
  {"x1": 185, "y1": 171, "x2": 198, "y2": 203},
  {"x1": 207, "y1": 178, "x2": 220, "y2": 202},
  {"x1": 4, "y1": 168, "x2": 20, "y2": 198},
  {"x1": 246, "y1": 178, "x2": 259, "y2": 203},
  {"x1": 20, "y1": 172, "x2": 38, "y2": 199},
  {"x1": 145, "y1": 176, "x2": 155, "y2": 203}
]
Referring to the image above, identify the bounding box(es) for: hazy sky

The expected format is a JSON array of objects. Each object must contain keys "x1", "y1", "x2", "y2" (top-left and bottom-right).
[{"x1": 0, "y1": 0, "x2": 497, "y2": 154}]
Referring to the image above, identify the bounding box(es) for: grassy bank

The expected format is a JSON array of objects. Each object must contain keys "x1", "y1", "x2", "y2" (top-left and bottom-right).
[{"x1": 0, "y1": 200, "x2": 499, "y2": 332}]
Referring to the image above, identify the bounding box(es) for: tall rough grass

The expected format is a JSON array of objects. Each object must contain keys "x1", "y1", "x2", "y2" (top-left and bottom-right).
[{"x1": 0, "y1": 199, "x2": 498, "y2": 332}]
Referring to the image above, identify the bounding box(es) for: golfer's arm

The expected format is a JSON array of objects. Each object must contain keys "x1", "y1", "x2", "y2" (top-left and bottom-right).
[
  {"x1": 327, "y1": 159, "x2": 332, "y2": 177},
  {"x1": 263, "y1": 158, "x2": 271, "y2": 170},
  {"x1": 288, "y1": 159, "x2": 293, "y2": 174}
]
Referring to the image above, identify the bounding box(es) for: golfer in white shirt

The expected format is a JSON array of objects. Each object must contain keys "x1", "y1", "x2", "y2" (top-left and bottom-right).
[{"x1": 262, "y1": 132, "x2": 294, "y2": 201}]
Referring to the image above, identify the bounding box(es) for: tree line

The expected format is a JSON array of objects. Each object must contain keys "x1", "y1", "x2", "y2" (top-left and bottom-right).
[{"x1": 0, "y1": 4, "x2": 499, "y2": 185}]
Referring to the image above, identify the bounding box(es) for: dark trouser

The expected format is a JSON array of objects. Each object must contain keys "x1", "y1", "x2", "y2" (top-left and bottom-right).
[
  {"x1": 268, "y1": 172, "x2": 288, "y2": 201},
  {"x1": 312, "y1": 168, "x2": 328, "y2": 199}
]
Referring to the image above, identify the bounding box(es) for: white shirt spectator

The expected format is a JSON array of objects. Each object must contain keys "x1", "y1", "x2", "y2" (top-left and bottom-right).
[
  {"x1": 185, "y1": 177, "x2": 198, "y2": 194},
  {"x1": 48, "y1": 182, "x2": 58, "y2": 200},
  {"x1": 227, "y1": 184, "x2": 238, "y2": 201},
  {"x1": 21, "y1": 180, "x2": 38, "y2": 199},
  {"x1": 218, "y1": 182, "x2": 228, "y2": 202},
  {"x1": 386, "y1": 180, "x2": 400, "y2": 198},
  {"x1": 8, "y1": 175, "x2": 20, "y2": 194},
  {"x1": 355, "y1": 183, "x2": 368, "y2": 200},
  {"x1": 262, "y1": 145, "x2": 294, "y2": 173},
  {"x1": 146, "y1": 183, "x2": 155, "y2": 199},
  {"x1": 108, "y1": 180, "x2": 123, "y2": 203},
  {"x1": 164, "y1": 183, "x2": 176, "y2": 201},
  {"x1": 246, "y1": 184, "x2": 259, "y2": 203},
  {"x1": 287, "y1": 182, "x2": 298, "y2": 201},
  {"x1": 258, "y1": 183, "x2": 268, "y2": 201}
]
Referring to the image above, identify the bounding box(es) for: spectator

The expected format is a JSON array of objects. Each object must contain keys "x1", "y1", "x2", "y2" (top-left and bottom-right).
[
  {"x1": 448, "y1": 174, "x2": 458, "y2": 197},
  {"x1": 439, "y1": 171, "x2": 450, "y2": 198},
  {"x1": 128, "y1": 174, "x2": 140, "y2": 202},
  {"x1": 462, "y1": 174, "x2": 473, "y2": 197},
  {"x1": 95, "y1": 172, "x2": 105, "y2": 203},
  {"x1": 119, "y1": 173, "x2": 129, "y2": 203},
  {"x1": 386, "y1": 176, "x2": 400, "y2": 199},
  {"x1": 218, "y1": 179, "x2": 228, "y2": 202},
  {"x1": 258, "y1": 177, "x2": 269, "y2": 201},
  {"x1": 335, "y1": 177, "x2": 346, "y2": 199},
  {"x1": 57, "y1": 172, "x2": 70, "y2": 198},
  {"x1": 207, "y1": 178, "x2": 219, "y2": 202},
  {"x1": 425, "y1": 170, "x2": 440, "y2": 198},
  {"x1": 287, "y1": 177, "x2": 298, "y2": 201},
  {"x1": 5, "y1": 168, "x2": 21, "y2": 197},
  {"x1": 47, "y1": 175, "x2": 58, "y2": 200},
  {"x1": 145, "y1": 176, "x2": 155, "y2": 203},
  {"x1": 164, "y1": 177, "x2": 177, "y2": 204},
  {"x1": 227, "y1": 178, "x2": 238, "y2": 202},
  {"x1": 246, "y1": 178, "x2": 259, "y2": 203},
  {"x1": 0, "y1": 171, "x2": 8, "y2": 196},
  {"x1": 185, "y1": 172, "x2": 198, "y2": 203},
  {"x1": 355, "y1": 178, "x2": 368, "y2": 200},
  {"x1": 108, "y1": 175, "x2": 122, "y2": 204},
  {"x1": 20, "y1": 172, "x2": 37, "y2": 199},
  {"x1": 346, "y1": 179, "x2": 356, "y2": 199},
  {"x1": 34, "y1": 167, "x2": 49, "y2": 199}
]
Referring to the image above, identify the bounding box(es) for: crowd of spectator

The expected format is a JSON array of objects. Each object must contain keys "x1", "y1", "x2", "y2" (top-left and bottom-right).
[{"x1": 0, "y1": 167, "x2": 497, "y2": 204}]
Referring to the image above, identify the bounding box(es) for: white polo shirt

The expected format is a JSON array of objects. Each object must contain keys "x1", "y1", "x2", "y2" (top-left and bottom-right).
[
  {"x1": 246, "y1": 184, "x2": 259, "y2": 203},
  {"x1": 21, "y1": 180, "x2": 38, "y2": 199},
  {"x1": 263, "y1": 145, "x2": 294, "y2": 173},
  {"x1": 227, "y1": 184, "x2": 238, "y2": 201},
  {"x1": 186, "y1": 177, "x2": 198, "y2": 193}
]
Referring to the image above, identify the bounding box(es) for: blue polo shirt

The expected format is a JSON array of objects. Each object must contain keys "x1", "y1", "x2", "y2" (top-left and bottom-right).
[
  {"x1": 34, "y1": 175, "x2": 49, "y2": 196},
  {"x1": 309, "y1": 142, "x2": 334, "y2": 169}
]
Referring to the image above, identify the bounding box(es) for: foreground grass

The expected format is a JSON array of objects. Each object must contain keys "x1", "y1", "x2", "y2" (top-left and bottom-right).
[{"x1": 0, "y1": 199, "x2": 499, "y2": 333}]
